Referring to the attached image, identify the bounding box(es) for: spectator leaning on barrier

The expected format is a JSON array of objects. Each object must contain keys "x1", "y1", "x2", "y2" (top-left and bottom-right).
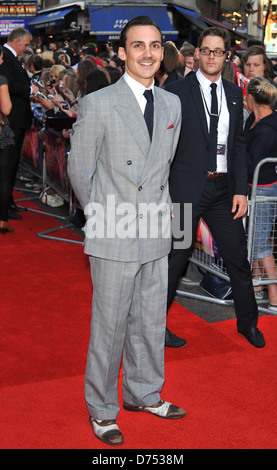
[{"x1": 245, "y1": 77, "x2": 277, "y2": 311}]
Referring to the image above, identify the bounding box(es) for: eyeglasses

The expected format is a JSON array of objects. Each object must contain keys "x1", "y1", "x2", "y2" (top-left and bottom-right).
[{"x1": 200, "y1": 48, "x2": 226, "y2": 57}]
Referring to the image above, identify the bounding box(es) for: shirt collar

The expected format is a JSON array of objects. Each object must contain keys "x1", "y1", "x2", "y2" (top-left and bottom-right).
[
  {"x1": 4, "y1": 43, "x2": 17, "y2": 57},
  {"x1": 196, "y1": 69, "x2": 222, "y2": 91},
  {"x1": 123, "y1": 71, "x2": 154, "y2": 100}
]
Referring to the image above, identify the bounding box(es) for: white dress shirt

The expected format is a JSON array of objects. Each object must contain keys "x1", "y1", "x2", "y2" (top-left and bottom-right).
[
  {"x1": 196, "y1": 69, "x2": 229, "y2": 173},
  {"x1": 123, "y1": 71, "x2": 154, "y2": 114},
  {"x1": 4, "y1": 43, "x2": 17, "y2": 57}
]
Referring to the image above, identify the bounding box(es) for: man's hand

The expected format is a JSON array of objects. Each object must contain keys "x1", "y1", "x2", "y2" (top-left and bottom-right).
[{"x1": 232, "y1": 194, "x2": 248, "y2": 219}]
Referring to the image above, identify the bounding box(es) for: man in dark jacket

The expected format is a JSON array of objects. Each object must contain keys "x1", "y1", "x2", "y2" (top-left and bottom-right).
[
  {"x1": 0, "y1": 27, "x2": 37, "y2": 219},
  {"x1": 165, "y1": 27, "x2": 265, "y2": 349}
]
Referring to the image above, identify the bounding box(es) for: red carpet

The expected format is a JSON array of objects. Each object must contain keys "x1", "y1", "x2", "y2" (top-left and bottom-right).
[{"x1": 1, "y1": 192, "x2": 277, "y2": 450}]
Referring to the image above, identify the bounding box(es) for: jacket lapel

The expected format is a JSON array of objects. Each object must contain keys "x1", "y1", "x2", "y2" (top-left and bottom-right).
[
  {"x1": 190, "y1": 74, "x2": 210, "y2": 144},
  {"x1": 140, "y1": 88, "x2": 169, "y2": 180},
  {"x1": 115, "y1": 78, "x2": 150, "y2": 160},
  {"x1": 5, "y1": 47, "x2": 30, "y2": 80},
  {"x1": 223, "y1": 79, "x2": 239, "y2": 154}
]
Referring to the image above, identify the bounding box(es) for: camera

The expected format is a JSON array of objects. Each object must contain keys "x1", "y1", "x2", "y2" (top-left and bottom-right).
[
  {"x1": 32, "y1": 78, "x2": 44, "y2": 91},
  {"x1": 35, "y1": 91, "x2": 47, "y2": 100},
  {"x1": 61, "y1": 101, "x2": 69, "y2": 110}
]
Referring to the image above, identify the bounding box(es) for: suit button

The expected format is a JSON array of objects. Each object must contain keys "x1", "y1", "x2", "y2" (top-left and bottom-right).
[
  {"x1": 138, "y1": 186, "x2": 142, "y2": 191},
  {"x1": 127, "y1": 160, "x2": 132, "y2": 165},
  {"x1": 168, "y1": 159, "x2": 171, "y2": 164},
  {"x1": 160, "y1": 185, "x2": 164, "y2": 190}
]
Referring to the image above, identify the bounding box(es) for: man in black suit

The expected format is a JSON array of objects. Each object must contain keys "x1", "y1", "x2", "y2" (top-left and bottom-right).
[
  {"x1": 165, "y1": 27, "x2": 265, "y2": 349},
  {"x1": 0, "y1": 27, "x2": 37, "y2": 219}
]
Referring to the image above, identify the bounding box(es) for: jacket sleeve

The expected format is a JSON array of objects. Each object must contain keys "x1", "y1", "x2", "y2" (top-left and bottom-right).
[{"x1": 68, "y1": 93, "x2": 104, "y2": 211}]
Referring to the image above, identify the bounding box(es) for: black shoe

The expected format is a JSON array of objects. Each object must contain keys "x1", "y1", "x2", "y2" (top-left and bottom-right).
[
  {"x1": 10, "y1": 203, "x2": 27, "y2": 212},
  {"x1": 165, "y1": 328, "x2": 186, "y2": 348},
  {"x1": 238, "y1": 327, "x2": 265, "y2": 348},
  {"x1": 8, "y1": 209, "x2": 22, "y2": 220}
]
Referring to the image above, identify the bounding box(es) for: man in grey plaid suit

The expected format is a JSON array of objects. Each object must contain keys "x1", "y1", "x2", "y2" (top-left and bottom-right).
[{"x1": 68, "y1": 16, "x2": 186, "y2": 446}]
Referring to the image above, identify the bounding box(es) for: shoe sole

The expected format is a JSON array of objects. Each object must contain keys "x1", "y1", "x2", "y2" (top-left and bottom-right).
[
  {"x1": 165, "y1": 342, "x2": 186, "y2": 348},
  {"x1": 123, "y1": 402, "x2": 186, "y2": 419}
]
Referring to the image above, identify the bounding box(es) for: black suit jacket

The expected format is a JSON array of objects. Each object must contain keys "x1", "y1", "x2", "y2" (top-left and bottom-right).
[
  {"x1": 0, "y1": 46, "x2": 32, "y2": 129},
  {"x1": 165, "y1": 73, "x2": 248, "y2": 207}
]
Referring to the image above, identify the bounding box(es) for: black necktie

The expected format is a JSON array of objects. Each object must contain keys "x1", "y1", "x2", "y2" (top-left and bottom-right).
[
  {"x1": 144, "y1": 89, "x2": 154, "y2": 140},
  {"x1": 209, "y1": 83, "x2": 218, "y2": 171}
]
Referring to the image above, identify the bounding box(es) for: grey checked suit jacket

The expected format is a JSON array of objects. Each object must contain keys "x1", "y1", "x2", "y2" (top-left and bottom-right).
[{"x1": 68, "y1": 76, "x2": 181, "y2": 264}]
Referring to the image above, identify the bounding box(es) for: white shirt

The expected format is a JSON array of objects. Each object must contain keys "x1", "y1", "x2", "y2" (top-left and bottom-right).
[
  {"x1": 196, "y1": 69, "x2": 229, "y2": 173},
  {"x1": 4, "y1": 43, "x2": 17, "y2": 57},
  {"x1": 123, "y1": 71, "x2": 154, "y2": 114}
]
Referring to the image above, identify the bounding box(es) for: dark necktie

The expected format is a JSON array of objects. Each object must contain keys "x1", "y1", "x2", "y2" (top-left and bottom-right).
[
  {"x1": 144, "y1": 89, "x2": 154, "y2": 140},
  {"x1": 208, "y1": 83, "x2": 218, "y2": 171}
]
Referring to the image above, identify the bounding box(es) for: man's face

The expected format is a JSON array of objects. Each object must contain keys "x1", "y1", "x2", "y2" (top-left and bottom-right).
[
  {"x1": 195, "y1": 35, "x2": 227, "y2": 81},
  {"x1": 185, "y1": 56, "x2": 194, "y2": 70},
  {"x1": 243, "y1": 54, "x2": 265, "y2": 79},
  {"x1": 11, "y1": 34, "x2": 31, "y2": 56},
  {"x1": 118, "y1": 25, "x2": 163, "y2": 87}
]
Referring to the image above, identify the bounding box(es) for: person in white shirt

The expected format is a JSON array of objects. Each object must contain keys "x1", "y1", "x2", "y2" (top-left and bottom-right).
[{"x1": 164, "y1": 27, "x2": 265, "y2": 350}]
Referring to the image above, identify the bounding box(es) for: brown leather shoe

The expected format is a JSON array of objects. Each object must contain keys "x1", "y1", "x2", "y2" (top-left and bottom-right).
[
  {"x1": 123, "y1": 400, "x2": 186, "y2": 419},
  {"x1": 0, "y1": 220, "x2": 14, "y2": 233},
  {"x1": 89, "y1": 417, "x2": 124, "y2": 446}
]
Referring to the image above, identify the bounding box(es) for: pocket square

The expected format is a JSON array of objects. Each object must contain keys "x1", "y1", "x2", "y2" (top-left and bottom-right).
[{"x1": 167, "y1": 124, "x2": 174, "y2": 129}]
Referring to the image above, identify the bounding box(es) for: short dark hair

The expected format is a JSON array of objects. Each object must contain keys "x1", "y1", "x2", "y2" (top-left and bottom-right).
[
  {"x1": 198, "y1": 27, "x2": 231, "y2": 52},
  {"x1": 26, "y1": 53, "x2": 43, "y2": 71},
  {"x1": 119, "y1": 16, "x2": 163, "y2": 49}
]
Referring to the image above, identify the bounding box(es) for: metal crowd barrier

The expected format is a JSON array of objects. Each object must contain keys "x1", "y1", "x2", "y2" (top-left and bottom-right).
[
  {"x1": 176, "y1": 158, "x2": 277, "y2": 316},
  {"x1": 15, "y1": 116, "x2": 84, "y2": 246}
]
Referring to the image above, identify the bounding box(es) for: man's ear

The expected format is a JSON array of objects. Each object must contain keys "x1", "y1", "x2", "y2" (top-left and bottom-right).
[
  {"x1": 195, "y1": 47, "x2": 200, "y2": 61},
  {"x1": 118, "y1": 47, "x2": 126, "y2": 61}
]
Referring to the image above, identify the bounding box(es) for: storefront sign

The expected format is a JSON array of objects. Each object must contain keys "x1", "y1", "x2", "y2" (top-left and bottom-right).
[
  {"x1": 0, "y1": 1, "x2": 37, "y2": 17},
  {"x1": 0, "y1": 1, "x2": 37, "y2": 36}
]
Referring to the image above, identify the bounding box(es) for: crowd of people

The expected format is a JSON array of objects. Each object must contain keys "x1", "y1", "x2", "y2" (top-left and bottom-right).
[{"x1": 1, "y1": 20, "x2": 277, "y2": 445}]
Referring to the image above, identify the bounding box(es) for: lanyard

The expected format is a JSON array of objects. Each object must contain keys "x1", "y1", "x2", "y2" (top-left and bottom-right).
[{"x1": 198, "y1": 81, "x2": 223, "y2": 121}]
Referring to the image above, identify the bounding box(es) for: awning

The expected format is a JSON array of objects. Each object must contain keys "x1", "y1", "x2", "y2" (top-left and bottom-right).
[
  {"x1": 173, "y1": 6, "x2": 208, "y2": 30},
  {"x1": 88, "y1": 5, "x2": 178, "y2": 41},
  {"x1": 201, "y1": 16, "x2": 248, "y2": 40},
  {"x1": 201, "y1": 16, "x2": 234, "y2": 32},
  {"x1": 28, "y1": 7, "x2": 74, "y2": 29}
]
